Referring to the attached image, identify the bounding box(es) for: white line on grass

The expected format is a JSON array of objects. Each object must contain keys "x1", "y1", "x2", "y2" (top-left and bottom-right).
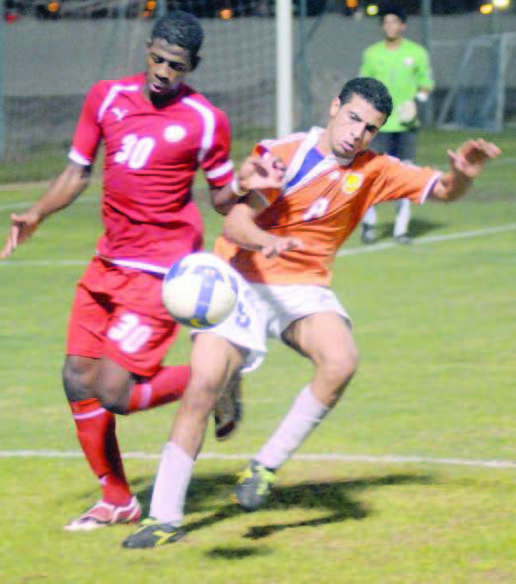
[
  {"x1": 337, "y1": 223, "x2": 516, "y2": 257},
  {"x1": 0, "y1": 259, "x2": 88, "y2": 267},
  {"x1": 0, "y1": 195, "x2": 99, "y2": 212},
  {"x1": 0, "y1": 223, "x2": 515, "y2": 268},
  {"x1": 0, "y1": 450, "x2": 515, "y2": 469}
]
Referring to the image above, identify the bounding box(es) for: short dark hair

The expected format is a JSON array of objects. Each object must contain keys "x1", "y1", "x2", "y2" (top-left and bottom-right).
[
  {"x1": 338, "y1": 77, "x2": 393, "y2": 120},
  {"x1": 380, "y1": 2, "x2": 407, "y2": 23},
  {"x1": 150, "y1": 10, "x2": 204, "y2": 69}
]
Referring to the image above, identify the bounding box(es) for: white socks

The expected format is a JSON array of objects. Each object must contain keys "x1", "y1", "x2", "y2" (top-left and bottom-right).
[
  {"x1": 150, "y1": 441, "x2": 194, "y2": 525},
  {"x1": 362, "y1": 206, "x2": 377, "y2": 227},
  {"x1": 255, "y1": 385, "x2": 330, "y2": 471},
  {"x1": 363, "y1": 199, "x2": 411, "y2": 236},
  {"x1": 394, "y1": 199, "x2": 411, "y2": 237},
  {"x1": 149, "y1": 387, "x2": 330, "y2": 523}
]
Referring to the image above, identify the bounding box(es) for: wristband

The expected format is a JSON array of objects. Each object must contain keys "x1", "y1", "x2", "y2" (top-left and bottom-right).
[{"x1": 231, "y1": 176, "x2": 249, "y2": 198}]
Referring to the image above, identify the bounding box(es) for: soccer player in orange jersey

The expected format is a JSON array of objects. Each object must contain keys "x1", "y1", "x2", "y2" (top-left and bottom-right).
[{"x1": 123, "y1": 77, "x2": 501, "y2": 548}]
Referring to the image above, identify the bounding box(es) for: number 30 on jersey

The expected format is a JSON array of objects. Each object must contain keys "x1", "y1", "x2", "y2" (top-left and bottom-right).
[{"x1": 114, "y1": 134, "x2": 155, "y2": 169}]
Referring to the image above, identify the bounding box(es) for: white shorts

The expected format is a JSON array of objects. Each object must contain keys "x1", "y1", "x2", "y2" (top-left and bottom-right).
[{"x1": 196, "y1": 266, "x2": 351, "y2": 373}]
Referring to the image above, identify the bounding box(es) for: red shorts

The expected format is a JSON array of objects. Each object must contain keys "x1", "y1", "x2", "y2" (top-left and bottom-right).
[{"x1": 66, "y1": 257, "x2": 180, "y2": 377}]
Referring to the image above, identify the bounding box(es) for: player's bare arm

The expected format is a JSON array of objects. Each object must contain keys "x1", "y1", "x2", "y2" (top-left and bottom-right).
[
  {"x1": 222, "y1": 150, "x2": 302, "y2": 257},
  {"x1": 223, "y1": 199, "x2": 303, "y2": 259},
  {"x1": 430, "y1": 139, "x2": 501, "y2": 202},
  {"x1": 1, "y1": 161, "x2": 91, "y2": 258}
]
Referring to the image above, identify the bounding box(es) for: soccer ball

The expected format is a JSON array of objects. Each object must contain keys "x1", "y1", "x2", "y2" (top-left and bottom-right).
[{"x1": 162, "y1": 252, "x2": 238, "y2": 328}]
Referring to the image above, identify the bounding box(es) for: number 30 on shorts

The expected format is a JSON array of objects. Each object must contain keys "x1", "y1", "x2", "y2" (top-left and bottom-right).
[{"x1": 107, "y1": 313, "x2": 152, "y2": 353}]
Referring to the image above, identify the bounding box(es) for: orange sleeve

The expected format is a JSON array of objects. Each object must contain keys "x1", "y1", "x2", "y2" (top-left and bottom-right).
[
  {"x1": 369, "y1": 155, "x2": 441, "y2": 206},
  {"x1": 213, "y1": 233, "x2": 237, "y2": 263}
]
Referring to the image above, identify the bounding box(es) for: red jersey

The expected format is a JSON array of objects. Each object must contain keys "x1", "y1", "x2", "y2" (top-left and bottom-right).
[
  {"x1": 69, "y1": 72, "x2": 233, "y2": 272},
  {"x1": 215, "y1": 127, "x2": 440, "y2": 286}
]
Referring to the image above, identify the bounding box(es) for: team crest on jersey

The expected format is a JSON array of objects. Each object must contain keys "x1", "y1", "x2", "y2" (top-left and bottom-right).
[
  {"x1": 404, "y1": 57, "x2": 415, "y2": 66},
  {"x1": 341, "y1": 172, "x2": 363, "y2": 195},
  {"x1": 164, "y1": 125, "x2": 186, "y2": 143}
]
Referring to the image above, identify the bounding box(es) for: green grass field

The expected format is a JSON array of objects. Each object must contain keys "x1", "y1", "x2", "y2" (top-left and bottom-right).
[{"x1": 1, "y1": 129, "x2": 516, "y2": 583}]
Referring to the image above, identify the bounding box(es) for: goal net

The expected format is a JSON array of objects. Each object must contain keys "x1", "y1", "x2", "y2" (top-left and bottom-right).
[
  {"x1": 3, "y1": 0, "x2": 277, "y2": 168},
  {"x1": 436, "y1": 32, "x2": 516, "y2": 132}
]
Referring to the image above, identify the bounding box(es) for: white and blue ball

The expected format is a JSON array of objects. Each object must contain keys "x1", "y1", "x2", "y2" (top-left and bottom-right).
[{"x1": 162, "y1": 252, "x2": 238, "y2": 328}]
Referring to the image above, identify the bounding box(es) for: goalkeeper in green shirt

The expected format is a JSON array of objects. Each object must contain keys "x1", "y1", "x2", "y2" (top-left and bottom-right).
[{"x1": 359, "y1": 4, "x2": 434, "y2": 244}]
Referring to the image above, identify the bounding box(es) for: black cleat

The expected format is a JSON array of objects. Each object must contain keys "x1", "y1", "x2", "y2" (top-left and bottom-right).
[
  {"x1": 360, "y1": 225, "x2": 376, "y2": 245},
  {"x1": 122, "y1": 518, "x2": 186, "y2": 549},
  {"x1": 235, "y1": 460, "x2": 276, "y2": 512}
]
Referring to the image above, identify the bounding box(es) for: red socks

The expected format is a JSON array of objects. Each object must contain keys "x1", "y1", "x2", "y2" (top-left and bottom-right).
[
  {"x1": 127, "y1": 365, "x2": 190, "y2": 413},
  {"x1": 70, "y1": 398, "x2": 131, "y2": 506}
]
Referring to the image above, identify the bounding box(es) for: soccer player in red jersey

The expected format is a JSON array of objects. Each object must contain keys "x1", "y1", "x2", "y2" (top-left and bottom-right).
[
  {"x1": 0, "y1": 11, "x2": 267, "y2": 531},
  {"x1": 122, "y1": 77, "x2": 501, "y2": 548}
]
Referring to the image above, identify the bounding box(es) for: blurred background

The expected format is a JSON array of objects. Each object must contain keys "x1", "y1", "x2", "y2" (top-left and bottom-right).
[{"x1": 1, "y1": 0, "x2": 515, "y2": 175}]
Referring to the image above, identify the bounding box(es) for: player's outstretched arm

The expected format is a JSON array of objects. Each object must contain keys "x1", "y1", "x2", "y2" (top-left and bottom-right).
[
  {"x1": 430, "y1": 139, "x2": 501, "y2": 202},
  {"x1": 1, "y1": 162, "x2": 91, "y2": 259},
  {"x1": 223, "y1": 199, "x2": 303, "y2": 259},
  {"x1": 223, "y1": 203, "x2": 303, "y2": 258},
  {"x1": 222, "y1": 150, "x2": 302, "y2": 257}
]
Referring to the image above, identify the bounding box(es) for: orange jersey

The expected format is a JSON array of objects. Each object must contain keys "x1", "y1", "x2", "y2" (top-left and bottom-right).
[{"x1": 215, "y1": 127, "x2": 440, "y2": 286}]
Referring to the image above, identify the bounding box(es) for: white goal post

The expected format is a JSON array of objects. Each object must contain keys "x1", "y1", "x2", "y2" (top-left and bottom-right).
[{"x1": 276, "y1": 0, "x2": 294, "y2": 137}]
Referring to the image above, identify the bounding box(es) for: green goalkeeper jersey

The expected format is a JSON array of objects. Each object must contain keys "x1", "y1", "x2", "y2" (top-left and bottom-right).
[{"x1": 360, "y1": 39, "x2": 434, "y2": 133}]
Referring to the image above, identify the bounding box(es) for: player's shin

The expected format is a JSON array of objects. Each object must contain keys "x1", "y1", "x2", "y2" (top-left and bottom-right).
[
  {"x1": 70, "y1": 398, "x2": 132, "y2": 505},
  {"x1": 149, "y1": 441, "x2": 193, "y2": 525},
  {"x1": 148, "y1": 373, "x2": 220, "y2": 522},
  {"x1": 254, "y1": 385, "x2": 330, "y2": 471}
]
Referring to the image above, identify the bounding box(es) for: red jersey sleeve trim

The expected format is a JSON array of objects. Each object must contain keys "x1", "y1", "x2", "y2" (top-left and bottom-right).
[
  {"x1": 206, "y1": 160, "x2": 234, "y2": 180},
  {"x1": 69, "y1": 147, "x2": 92, "y2": 166}
]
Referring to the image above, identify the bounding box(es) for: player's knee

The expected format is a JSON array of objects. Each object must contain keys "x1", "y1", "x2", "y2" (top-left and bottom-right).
[
  {"x1": 94, "y1": 381, "x2": 131, "y2": 414},
  {"x1": 62, "y1": 357, "x2": 97, "y2": 402},
  {"x1": 101, "y1": 398, "x2": 128, "y2": 415},
  {"x1": 321, "y1": 349, "x2": 359, "y2": 394},
  {"x1": 332, "y1": 359, "x2": 359, "y2": 388},
  {"x1": 92, "y1": 362, "x2": 134, "y2": 414}
]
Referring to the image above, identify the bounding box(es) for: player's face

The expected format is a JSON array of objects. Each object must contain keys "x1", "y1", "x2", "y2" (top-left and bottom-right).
[
  {"x1": 327, "y1": 94, "x2": 386, "y2": 161},
  {"x1": 382, "y1": 14, "x2": 405, "y2": 41},
  {"x1": 145, "y1": 38, "x2": 192, "y2": 98}
]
